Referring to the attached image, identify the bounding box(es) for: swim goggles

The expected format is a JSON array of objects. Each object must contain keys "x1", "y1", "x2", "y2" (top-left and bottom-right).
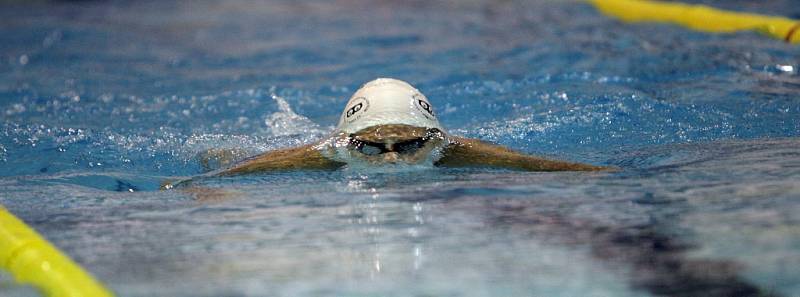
[{"x1": 348, "y1": 128, "x2": 443, "y2": 156}]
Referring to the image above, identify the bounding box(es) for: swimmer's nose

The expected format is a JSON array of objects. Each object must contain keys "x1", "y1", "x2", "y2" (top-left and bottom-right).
[{"x1": 383, "y1": 152, "x2": 400, "y2": 163}]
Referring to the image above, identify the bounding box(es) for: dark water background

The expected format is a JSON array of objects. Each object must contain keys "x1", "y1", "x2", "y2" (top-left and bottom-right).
[{"x1": 1, "y1": 1, "x2": 799, "y2": 296}]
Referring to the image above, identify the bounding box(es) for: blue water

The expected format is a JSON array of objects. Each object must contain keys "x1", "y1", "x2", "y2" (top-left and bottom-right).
[{"x1": 1, "y1": 1, "x2": 800, "y2": 296}]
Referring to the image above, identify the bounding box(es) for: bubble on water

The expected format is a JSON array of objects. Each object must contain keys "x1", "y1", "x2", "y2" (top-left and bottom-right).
[
  {"x1": 99, "y1": 93, "x2": 114, "y2": 103},
  {"x1": 42, "y1": 30, "x2": 62, "y2": 48},
  {"x1": 776, "y1": 65, "x2": 795, "y2": 73},
  {"x1": 468, "y1": 114, "x2": 556, "y2": 144},
  {"x1": 5, "y1": 104, "x2": 26, "y2": 116}
]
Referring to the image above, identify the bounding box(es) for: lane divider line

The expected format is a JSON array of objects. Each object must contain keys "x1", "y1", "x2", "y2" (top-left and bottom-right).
[
  {"x1": 0, "y1": 206, "x2": 114, "y2": 297},
  {"x1": 588, "y1": 0, "x2": 800, "y2": 44},
  {"x1": 786, "y1": 22, "x2": 800, "y2": 42}
]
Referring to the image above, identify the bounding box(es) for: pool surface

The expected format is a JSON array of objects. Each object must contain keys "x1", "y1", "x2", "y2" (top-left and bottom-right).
[{"x1": 1, "y1": 0, "x2": 799, "y2": 296}]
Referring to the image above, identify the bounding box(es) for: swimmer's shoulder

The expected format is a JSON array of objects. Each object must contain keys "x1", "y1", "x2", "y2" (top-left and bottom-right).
[
  {"x1": 216, "y1": 142, "x2": 345, "y2": 176},
  {"x1": 436, "y1": 135, "x2": 611, "y2": 172},
  {"x1": 160, "y1": 141, "x2": 345, "y2": 190}
]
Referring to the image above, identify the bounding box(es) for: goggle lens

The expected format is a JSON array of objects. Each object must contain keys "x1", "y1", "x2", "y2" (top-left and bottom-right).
[{"x1": 349, "y1": 128, "x2": 441, "y2": 156}]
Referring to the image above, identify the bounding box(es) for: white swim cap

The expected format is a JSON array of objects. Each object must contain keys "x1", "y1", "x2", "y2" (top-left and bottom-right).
[{"x1": 336, "y1": 78, "x2": 442, "y2": 134}]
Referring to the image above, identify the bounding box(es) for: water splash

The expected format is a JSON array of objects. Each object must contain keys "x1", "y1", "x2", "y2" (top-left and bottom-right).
[{"x1": 263, "y1": 92, "x2": 327, "y2": 138}]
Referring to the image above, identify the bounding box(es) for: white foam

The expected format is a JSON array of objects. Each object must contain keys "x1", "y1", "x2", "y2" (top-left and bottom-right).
[{"x1": 264, "y1": 93, "x2": 326, "y2": 137}]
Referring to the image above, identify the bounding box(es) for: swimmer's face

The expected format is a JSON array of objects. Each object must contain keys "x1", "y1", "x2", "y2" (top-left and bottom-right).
[{"x1": 345, "y1": 124, "x2": 445, "y2": 165}]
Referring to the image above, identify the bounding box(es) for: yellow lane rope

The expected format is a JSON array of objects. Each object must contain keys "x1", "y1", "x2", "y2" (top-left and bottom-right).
[
  {"x1": 588, "y1": 0, "x2": 800, "y2": 44},
  {"x1": 0, "y1": 206, "x2": 113, "y2": 297}
]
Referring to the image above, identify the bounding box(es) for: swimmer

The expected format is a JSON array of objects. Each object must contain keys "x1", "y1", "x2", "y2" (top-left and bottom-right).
[{"x1": 163, "y1": 78, "x2": 607, "y2": 189}]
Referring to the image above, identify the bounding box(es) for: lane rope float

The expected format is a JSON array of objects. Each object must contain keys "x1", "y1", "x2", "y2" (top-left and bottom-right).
[
  {"x1": 588, "y1": 0, "x2": 800, "y2": 44},
  {"x1": 0, "y1": 206, "x2": 113, "y2": 297}
]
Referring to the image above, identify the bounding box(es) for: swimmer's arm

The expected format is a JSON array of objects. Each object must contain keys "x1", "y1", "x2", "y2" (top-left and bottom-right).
[
  {"x1": 434, "y1": 136, "x2": 610, "y2": 171},
  {"x1": 197, "y1": 148, "x2": 250, "y2": 172},
  {"x1": 161, "y1": 143, "x2": 344, "y2": 189},
  {"x1": 215, "y1": 143, "x2": 345, "y2": 176}
]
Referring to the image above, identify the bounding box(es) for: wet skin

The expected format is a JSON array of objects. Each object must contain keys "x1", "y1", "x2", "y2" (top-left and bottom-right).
[
  {"x1": 161, "y1": 124, "x2": 609, "y2": 189},
  {"x1": 343, "y1": 124, "x2": 446, "y2": 165}
]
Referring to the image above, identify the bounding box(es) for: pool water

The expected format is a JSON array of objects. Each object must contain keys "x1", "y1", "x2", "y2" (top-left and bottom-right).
[{"x1": 2, "y1": 0, "x2": 800, "y2": 296}]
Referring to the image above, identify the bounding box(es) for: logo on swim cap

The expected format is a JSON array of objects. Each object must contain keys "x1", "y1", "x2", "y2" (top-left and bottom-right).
[
  {"x1": 344, "y1": 97, "x2": 369, "y2": 123},
  {"x1": 413, "y1": 94, "x2": 435, "y2": 119}
]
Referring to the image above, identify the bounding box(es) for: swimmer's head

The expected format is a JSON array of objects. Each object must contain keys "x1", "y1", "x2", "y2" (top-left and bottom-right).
[
  {"x1": 329, "y1": 78, "x2": 446, "y2": 166},
  {"x1": 345, "y1": 124, "x2": 446, "y2": 165},
  {"x1": 336, "y1": 78, "x2": 443, "y2": 134}
]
